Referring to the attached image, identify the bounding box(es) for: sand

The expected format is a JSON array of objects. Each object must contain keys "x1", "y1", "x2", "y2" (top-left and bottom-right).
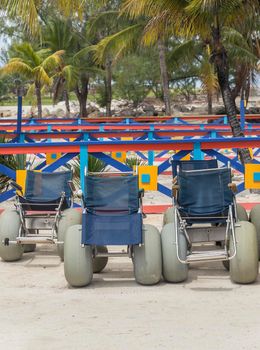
[{"x1": 0, "y1": 233, "x2": 260, "y2": 350}]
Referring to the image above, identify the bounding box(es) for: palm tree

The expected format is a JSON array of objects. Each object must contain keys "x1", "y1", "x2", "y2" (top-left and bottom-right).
[
  {"x1": 43, "y1": 19, "x2": 79, "y2": 115},
  {"x1": 167, "y1": 39, "x2": 219, "y2": 114},
  {"x1": 222, "y1": 26, "x2": 260, "y2": 104},
  {"x1": 0, "y1": 0, "x2": 87, "y2": 36},
  {"x1": 92, "y1": 15, "x2": 173, "y2": 115},
  {"x1": 121, "y1": 0, "x2": 260, "y2": 164},
  {"x1": 0, "y1": 43, "x2": 64, "y2": 117},
  {"x1": 86, "y1": 10, "x2": 133, "y2": 116}
]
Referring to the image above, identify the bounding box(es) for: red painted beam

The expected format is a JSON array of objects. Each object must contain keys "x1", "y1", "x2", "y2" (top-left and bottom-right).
[
  {"x1": 1, "y1": 138, "x2": 260, "y2": 155},
  {"x1": 1, "y1": 114, "x2": 260, "y2": 125}
]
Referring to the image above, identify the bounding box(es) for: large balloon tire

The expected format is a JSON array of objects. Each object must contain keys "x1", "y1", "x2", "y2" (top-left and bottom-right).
[
  {"x1": 163, "y1": 207, "x2": 174, "y2": 226},
  {"x1": 57, "y1": 209, "x2": 82, "y2": 261},
  {"x1": 133, "y1": 224, "x2": 162, "y2": 285},
  {"x1": 230, "y1": 221, "x2": 258, "y2": 284},
  {"x1": 161, "y1": 221, "x2": 188, "y2": 283},
  {"x1": 221, "y1": 203, "x2": 247, "y2": 270},
  {"x1": 93, "y1": 246, "x2": 108, "y2": 273},
  {"x1": 236, "y1": 204, "x2": 248, "y2": 221},
  {"x1": 64, "y1": 225, "x2": 93, "y2": 287},
  {"x1": 249, "y1": 204, "x2": 260, "y2": 259},
  {"x1": 0, "y1": 210, "x2": 24, "y2": 262}
]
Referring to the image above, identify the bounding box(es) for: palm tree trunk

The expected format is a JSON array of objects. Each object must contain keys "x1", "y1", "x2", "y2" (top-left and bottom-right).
[
  {"x1": 76, "y1": 89, "x2": 88, "y2": 118},
  {"x1": 207, "y1": 91, "x2": 213, "y2": 115},
  {"x1": 211, "y1": 25, "x2": 251, "y2": 164},
  {"x1": 75, "y1": 75, "x2": 89, "y2": 118},
  {"x1": 245, "y1": 74, "x2": 251, "y2": 107},
  {"x1": 231, "y1": 64, "x2": 248, "y2": 102},
  {"x1": 158, "y1": 38, "x2": 172, "y2": 115},
  {"x1": 105, "y1": 58, "x2": 112, "y2": 117},
  {"x1": 35, "y1": 83, "x2": 42, "y2": 118},
  {"x1": 64, "y1": 89, "x2": 70, "y2": 116}
]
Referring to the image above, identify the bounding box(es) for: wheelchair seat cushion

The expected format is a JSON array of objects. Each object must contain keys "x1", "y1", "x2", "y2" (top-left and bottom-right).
[
  {"x1": 18, "y1": 196, "x2": 69, "y2": 211},
  {"x1": 81, "y1": 211, "x2": 142, "y2": 245}
]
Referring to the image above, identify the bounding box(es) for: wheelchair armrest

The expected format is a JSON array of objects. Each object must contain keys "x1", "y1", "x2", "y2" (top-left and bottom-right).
[
  {"x1": 76, "y1": 189, "x2": 83, "y2": 198},
  {"x1": 228, "y1": 183, "x2": 237, "y2": 193},
  {"x1": 9, "y1": 180, "x2": 23, "y2": 194},
  {"x1": 172, "y1": 176, "x2": 177, "y2": 185},
  {"x1": 172, "y1": 184, "x2": 179, "y2": 198},
  {"x1": 68, "y1": 180, "x2": 76, "y2": 193},
  {"x1": 139, "y1": 189, "x2": 144, "y2": 198}
]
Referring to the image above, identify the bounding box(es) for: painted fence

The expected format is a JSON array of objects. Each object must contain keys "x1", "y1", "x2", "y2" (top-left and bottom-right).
[{"x1": 1, "y1": 114, "x2": 260, "y2": 205}]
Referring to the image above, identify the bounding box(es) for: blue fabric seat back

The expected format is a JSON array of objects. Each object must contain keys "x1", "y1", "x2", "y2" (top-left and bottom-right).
[
  {"x1": 25, "y1": 170, "x2": 72, "y2": 205},
  {"x1": 172, "y1": 159, "x2": 218, "y2": 177},
  {"x1": 177, "y1": 168, "x2": 233, "y2": 217},
  {"x1": 85, "y1": 175, "x2": 139, "y2": 213},
  {"x1": 82, "y1": 175, "x2": 142, "y2": 245}
]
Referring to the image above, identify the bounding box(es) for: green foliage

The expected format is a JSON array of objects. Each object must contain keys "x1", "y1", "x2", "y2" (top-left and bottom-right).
[
  {"x1": 95, "y1": 83, "x2": 108, "y2": 108},
  {"x1": 72, "y1": 155, "x2": 107, "y2": 187},
  {"x1": 0, "y1": 77, "x2": 12, "y2": 101},
  {"x1": 125, "y1": 156, "x2": 147, "y2": 169},
  {"x1": 114, "y1": 51, "x2": 161, "y2": 106},
  {"x1": 172, "y1": 78, "x2": 197, "y2": 102}
]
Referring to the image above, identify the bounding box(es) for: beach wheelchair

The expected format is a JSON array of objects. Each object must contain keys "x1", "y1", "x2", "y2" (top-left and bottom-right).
[
  {"x1": 163, "y1": 159, "x2": 248, "y2": 225},
  {"x1": 63, "y1": 172, "x2": 162, "y2": 287},
  {"x1": 0, "y1": 170, "x2": 80, "y2": 261},
  {"x1": 161, "y1": 160, "x2": 258, "y2": 284}
]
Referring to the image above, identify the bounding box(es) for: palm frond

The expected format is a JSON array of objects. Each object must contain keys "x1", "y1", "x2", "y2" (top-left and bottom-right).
[
  {"x1": 0, "y1": 61, "x2": 33, "y2": 78},
  {"x1": 168, "y1": 39, "x2": 203, "y2": 65},
  {"x1": 88, "y1": 11, "x2": 120, "y2": 36},
  {"x1": 33, "y1": 66, "x2": 52, "y2": 85},
  {"x1": 41, "y1": 51, "x2": 64, "y2": 72},
  {"x1": 55, "y1": 0, "x2": 87, "y2": 19},
  {"x1": 12, "y1": 42, "x2": 41, "y2": 68},
  {"x1": 73, "y1": 45, "x2": 96, "y2": 61},
  {"x1": 26, "y1": 83, "x2": 36, "y2": 98},
  {"x1": 94, "y1": 24, "x2": 143, "y2": 63},
  {"x1": 2, "y1": 0, "x2": 39, "y2": 36}
]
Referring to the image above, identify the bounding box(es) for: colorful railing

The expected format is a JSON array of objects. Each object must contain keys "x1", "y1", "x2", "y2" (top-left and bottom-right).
[{"x1": 1, "y1": 114, "x2": 260, "y2": 205}]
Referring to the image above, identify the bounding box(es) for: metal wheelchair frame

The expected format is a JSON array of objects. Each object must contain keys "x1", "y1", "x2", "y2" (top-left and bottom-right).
[
  {"x1": 3, "y1": 178, "x2": 75, "y2": 247},
  {"x1": 173, "y1": 166, "x2": 239, "y2": 265}
]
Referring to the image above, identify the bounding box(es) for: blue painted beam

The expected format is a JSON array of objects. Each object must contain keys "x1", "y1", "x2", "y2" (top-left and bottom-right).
[
  {"x1": 157, "y1": 183, "x2": 172, "y2": 197},
  {"x1": 0, "y1": 189, "x2": 15, "y2": 202},
  {"x1": 135, "y1": 151, "x2": 148, "y2": 160},
  {"x1": 35, "y1": 161, "x2": 47, "y2": 170},
  {"x1": 204, "y1": 149, "x2": 245, "y2": 173},
  {"x1": 43, "y1": 152, "x2": 78, "y2": 172},
  {"x1": 92, "y1": 152, "x2": 132, "y2": 172},
  {"x1": 0, "y1": 164, "x2": 16, "y2": 179}
]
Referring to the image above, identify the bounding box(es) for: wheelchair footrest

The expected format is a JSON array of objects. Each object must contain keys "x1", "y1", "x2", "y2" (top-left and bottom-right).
[
  {"x1": 186, "y1": 249, "x2": 228, "y2": 263},
  {"x1": 95, "y1": 252, "x2": 129, "y2": 258}
]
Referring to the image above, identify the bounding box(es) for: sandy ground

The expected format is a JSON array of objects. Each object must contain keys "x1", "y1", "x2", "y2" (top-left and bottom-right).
[{"x1": 0, "y1": 214, "x2": 259, "y2": 350}]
